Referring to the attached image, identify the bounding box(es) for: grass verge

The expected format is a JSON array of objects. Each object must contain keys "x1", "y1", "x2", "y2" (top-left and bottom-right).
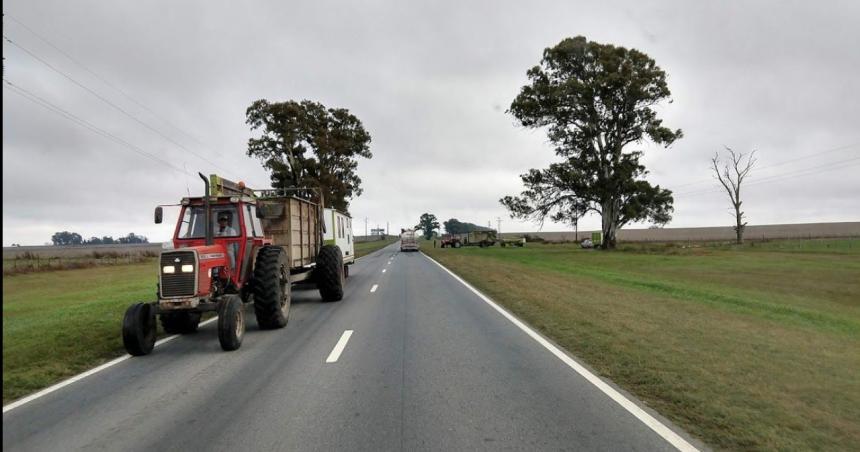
[
  {"x1": 3, "y1": 261, "x2": 159, "y2": 403},
  {"x1": 422, "y1": 238, "x2": 860, "y2": 451},
  {"x1": 354, "y1": 237, "x2": 398, "y2": 258}
]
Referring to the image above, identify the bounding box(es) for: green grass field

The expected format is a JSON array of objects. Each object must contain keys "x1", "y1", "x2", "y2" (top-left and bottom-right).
[
  {"x1": 422, "y1": 238, "x2": 860, "y2": 451},
  {"x1": 3, "y1": 261, "x2": 158, "y2": 403}
]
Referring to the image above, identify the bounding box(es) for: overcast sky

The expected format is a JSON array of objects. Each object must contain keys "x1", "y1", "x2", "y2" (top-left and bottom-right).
[{"x1": 3, "y1": 0, "x2": 859, "y2": 246}]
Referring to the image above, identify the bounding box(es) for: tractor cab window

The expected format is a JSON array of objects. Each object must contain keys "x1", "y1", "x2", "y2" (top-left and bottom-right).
[
  {"x1": 244, "y1": 204, "x2": 265, "y2": 238},
  {"x1": 178, "y1": 206, "x2": 240, "y2": 238}
]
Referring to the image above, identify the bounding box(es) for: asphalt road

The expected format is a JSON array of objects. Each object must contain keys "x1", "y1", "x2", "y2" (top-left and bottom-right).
[{"x1": 3, "y1": 242, "x2": 697, "y2": 451}]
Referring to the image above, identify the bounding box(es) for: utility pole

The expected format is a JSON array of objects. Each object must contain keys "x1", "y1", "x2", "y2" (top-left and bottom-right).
[
  {"x1": 496, "y1": 217, "x2": 501, "y2": 234},
  {"x1": 365, "y1": 217, "x2": 368, "y2": 237},
  {"x1": 386, "y1": 222, "x2": 389, "y2": 237}
]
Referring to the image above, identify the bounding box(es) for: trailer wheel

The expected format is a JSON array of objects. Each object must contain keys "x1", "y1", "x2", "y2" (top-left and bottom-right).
[
  {"x1": 122, "y1": 303, "x2": 156, "y2": 356},
  {"x1": 253, "y1": 246, "x2": 290, "y2": 330},
  {"x1": 316, "y1": 245, "x2": 344, "y2": 302},
  {"x1": 218, "y1": 295, "x2": 244, "y2": 351},
  {"x1": 160, "y1": 312, "x2": 201, "y2": 334}
]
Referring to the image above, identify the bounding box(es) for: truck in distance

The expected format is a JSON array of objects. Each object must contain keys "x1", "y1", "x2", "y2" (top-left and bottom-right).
[
  {"x1": 121, "y1": 173, "x2": 347, "y2": 355},
  {"x1": 400, "y1": 228, "x2": 419, "y2": 252}
]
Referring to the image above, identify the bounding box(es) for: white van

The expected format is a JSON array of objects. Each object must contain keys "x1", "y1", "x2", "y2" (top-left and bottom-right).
[{"x1": 323, "y1": 208, "x2": 355, "y2": 275}]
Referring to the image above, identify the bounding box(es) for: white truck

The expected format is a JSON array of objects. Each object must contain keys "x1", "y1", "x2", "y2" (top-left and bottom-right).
[
  {"x1": 400, "y1": 229, "x2": 419, "y2": 252},
  {"x1": 323, "y1": 208, "x2": 355, "y2": 276}
]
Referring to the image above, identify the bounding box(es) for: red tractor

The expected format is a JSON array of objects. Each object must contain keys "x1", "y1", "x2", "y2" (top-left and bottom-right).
[
  {"x1": 440, "y1": 234, "x2": 462, "y2": 248},
  {"x1": 122, "y1": 174, "x2": 346, "y2": 355}
]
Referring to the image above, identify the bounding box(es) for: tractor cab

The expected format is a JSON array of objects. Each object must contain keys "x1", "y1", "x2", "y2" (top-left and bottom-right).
[
  {"x1": 172, "y1": 196, "x2": 267, "y2": 288},
  {"x1": 154, "y1": 175, "x2": 271, "y2": 303}
]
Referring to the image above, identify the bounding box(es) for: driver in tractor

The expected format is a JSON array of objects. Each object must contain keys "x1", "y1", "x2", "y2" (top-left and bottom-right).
[
  {"x1": 215, "y1": 212, "x2": 239, "y2": 271},
  {"x1": 215, "y1": 213, "x2": 237, "y2": 236}
]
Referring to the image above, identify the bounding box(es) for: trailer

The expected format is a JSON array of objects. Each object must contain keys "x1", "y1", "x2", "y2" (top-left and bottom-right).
[
  {"x1": 323, "y1": 208, "x2": 355, "y2": 277},
  {"x1": 121, "y1": 174, "x2": 347, "y2": 355},
  {"x1": 462, "y1": 230, "x2": 498, "y2": 248}
]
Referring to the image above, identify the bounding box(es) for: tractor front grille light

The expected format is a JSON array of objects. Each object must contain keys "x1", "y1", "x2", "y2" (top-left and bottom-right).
[{"x1": 160, "y1": 251, "x2": 197, "y2": 298}]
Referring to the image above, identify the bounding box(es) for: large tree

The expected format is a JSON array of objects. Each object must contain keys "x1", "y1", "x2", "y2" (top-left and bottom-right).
[
  {"x1": 415, "y1": 213, "x2": 440, "y2": 240},
  {"x1": 501, "y1": 36, "x2": 681, "y2": 249},
  {"x1": 246, "y1": 99, "x2": 372, "y2": 211}
]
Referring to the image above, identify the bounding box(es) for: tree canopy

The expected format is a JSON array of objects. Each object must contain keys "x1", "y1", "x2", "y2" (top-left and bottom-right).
[
  {"x1": 501, "y1": 36, "x2": 681, "y2": 249},
  {"x1": 51, "y1": 232, "x2": 147, "y2": 245},
  {"x1": 246, "y1": 99, "x2": 372, "y2": 211},
  {"x1": 51, "y1": 231, "x2": 83, "y2": 246},
  {"x1": 415, "y1": 213, "x2": 440, "y2": 240},
  {"x1": 443, "y1": 218, "x2": 494, "y2": 235}
]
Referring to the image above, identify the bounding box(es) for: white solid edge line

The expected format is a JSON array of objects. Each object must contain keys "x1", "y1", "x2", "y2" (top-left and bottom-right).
[
  {"x1": 370, "y1": 284, "x2": 378, "y2": 293},
  {"x1": 421, "y1": 253, "x2": 699, "y2": 452},
  {"x1": 325, "y1": 330, "x2": 354, "y2": 363},
  {"x1": 3, "y1": 316, "x2": 219, "y2": 414}
]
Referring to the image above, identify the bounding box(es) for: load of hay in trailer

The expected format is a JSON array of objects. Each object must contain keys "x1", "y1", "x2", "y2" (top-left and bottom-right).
[{"x1": 122, "y1": 174, "x2": 354, "y2": 355}]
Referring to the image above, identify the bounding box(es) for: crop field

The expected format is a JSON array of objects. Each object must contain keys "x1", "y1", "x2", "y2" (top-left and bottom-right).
[{"x1": 422, "y1": 238, "x2": 860, "y2": 451}]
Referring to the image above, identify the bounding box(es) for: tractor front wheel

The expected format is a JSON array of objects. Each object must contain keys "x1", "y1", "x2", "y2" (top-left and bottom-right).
[
  {"x1": 122, "y1": 303, "x2": 156, "y2": 356},
  {"x1": 316, "y1": 245, "x2": 344, "y2": 302},
  {"x1": 218, "y1": 295, "x2": 244, "y2": 351}
]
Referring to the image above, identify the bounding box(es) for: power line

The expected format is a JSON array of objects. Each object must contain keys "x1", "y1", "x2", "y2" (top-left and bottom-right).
[
  {"x1": 3, "y1": 34, "x2": 237, "y2": 179},
  {"x1": 5, "y1": 14, "x2": 207, "y2": 148},
  {"x1": 675, "y1": 156, "x2": 860, "y2": 197},
  {"x1": 669, "y1": 142, "x2": 860, "y2": 189},
  {"x1": 4, "y1": 79, "x2": 190, "y2": 176}
]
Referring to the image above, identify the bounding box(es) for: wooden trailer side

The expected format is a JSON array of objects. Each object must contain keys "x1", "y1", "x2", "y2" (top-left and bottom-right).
[{"x1": 260, "y1": 196, "x2": 321, "y2": 270}]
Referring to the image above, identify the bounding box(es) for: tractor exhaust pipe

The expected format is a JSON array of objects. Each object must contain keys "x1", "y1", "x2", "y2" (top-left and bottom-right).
[{"x1": 199, "y1": 172, "x2": 213, "y2": 246}]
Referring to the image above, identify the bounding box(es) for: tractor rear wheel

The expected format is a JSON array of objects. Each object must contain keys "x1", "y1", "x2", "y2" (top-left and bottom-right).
[
  {"x1": 218, "y1": 295, "x2": 244, "y2": 351},
  {"x1": 252, "y1": 246, "x2": 290, "y2": 330},
  {"x1": 122, "y1": 303, "x2": 156, "y2": 356},
  {"x1": 316, "y1": 245, "x2": 344, "y2": 302},
  {"x1": 160, "y1": 311, "x2": 201, "y2": 334}
]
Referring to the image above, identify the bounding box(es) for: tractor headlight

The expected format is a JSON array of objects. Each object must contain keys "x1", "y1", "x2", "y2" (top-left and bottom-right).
[
  {"x1": 181, "y1": 264, "x2": 194, "y2": 273},
  {"x1": 162, "y1": 265, "x2": 176, "y2": 274}
]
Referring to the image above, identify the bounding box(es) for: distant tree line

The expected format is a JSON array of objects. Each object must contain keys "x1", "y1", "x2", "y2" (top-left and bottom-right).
[
  {"x1": 443, "y1": 218, "x2": 494, "y2": 235},
  {"x1": 51, "y1": 231, "x2": 149, "y2": 246}
]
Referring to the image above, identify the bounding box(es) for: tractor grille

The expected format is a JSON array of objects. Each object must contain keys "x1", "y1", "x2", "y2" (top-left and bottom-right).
[{"x1": 160, "y1": 251, "x2": 196, "y2": 298}]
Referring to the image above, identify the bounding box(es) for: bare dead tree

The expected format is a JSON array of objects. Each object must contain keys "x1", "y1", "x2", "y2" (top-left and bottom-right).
[{"x1": 711, "y1": 147, "x2": 757, "y2": 244}]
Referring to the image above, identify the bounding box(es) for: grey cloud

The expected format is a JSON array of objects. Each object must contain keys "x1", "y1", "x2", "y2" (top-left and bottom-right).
[{"x1": 3, "y1": 0, "x2": 859, "y2": 245}]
